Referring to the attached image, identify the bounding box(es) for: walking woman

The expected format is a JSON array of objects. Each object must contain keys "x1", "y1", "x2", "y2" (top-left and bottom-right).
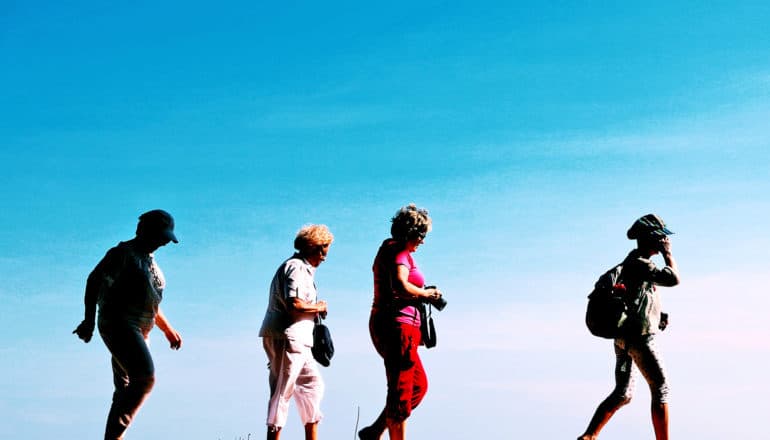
[
  {"x1": 578, "y1": 214, "x2": 680, "y2": 440},
  {"x1": 259, "y1": 224, "x2": 333, "y2": 440},
  {"x1": 359, "y1": 204, "x2": 443, "y2": 440},
  {"x1": 73, "y1": 209, "x2": 183, "y2": 440}
]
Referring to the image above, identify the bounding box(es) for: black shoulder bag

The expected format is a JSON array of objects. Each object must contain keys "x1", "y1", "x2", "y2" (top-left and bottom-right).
[
  {"x1": 312, "y1": 314, "x2": 334, "y2": 367},
  {"x1": 419, "y1": 303, "x2": 437, "y2": 349}
]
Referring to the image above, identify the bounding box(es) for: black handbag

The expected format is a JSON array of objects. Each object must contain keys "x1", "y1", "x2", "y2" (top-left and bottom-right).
[
  {"x1": 419, "y1": 304, "x2": 437, "y2": 349},
  {"x1": 312, "y1": 315, "x2": 334, "y2": 367}
]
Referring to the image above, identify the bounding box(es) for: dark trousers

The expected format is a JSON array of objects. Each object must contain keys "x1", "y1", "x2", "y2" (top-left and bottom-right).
[{"x1": 99, "y1": 323, "x2": 156, "y2": 440}]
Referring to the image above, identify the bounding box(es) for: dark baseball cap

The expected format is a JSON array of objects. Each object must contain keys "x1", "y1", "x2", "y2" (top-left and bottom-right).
[
  {"x1": 137, "y1": 209, "x2": 178, "y2": 243},
  {"x1": 627, "y1": 214, "x2": 674, "y2": 240}
]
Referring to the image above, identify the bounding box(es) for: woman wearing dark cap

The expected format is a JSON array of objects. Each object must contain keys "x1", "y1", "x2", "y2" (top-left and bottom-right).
[
  {"x1": 73, "y1": 209, "x2": 183, "y2": 440},
  {"x1": 358, "y1": 204, "x2": 443, "y2": 440},
  {"x1": 578, "y1": 214, "x2": 680, "y2": 440}
]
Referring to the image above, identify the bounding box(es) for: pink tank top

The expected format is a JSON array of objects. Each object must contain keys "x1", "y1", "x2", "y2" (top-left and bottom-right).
[{"x1": 394, "y1": 250, "x2": 424, "y2": 326}]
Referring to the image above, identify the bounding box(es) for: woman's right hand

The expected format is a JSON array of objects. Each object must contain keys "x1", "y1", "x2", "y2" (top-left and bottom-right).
[
  {"x1": 73, "y1": 319, "x2": 95, "y2": 343},
  {"x1": 658, "y1": 236, "x2": 672, "y2": 255},
  {"x1": 316, "y1": 300, "x2": 328, "y2": 318}
]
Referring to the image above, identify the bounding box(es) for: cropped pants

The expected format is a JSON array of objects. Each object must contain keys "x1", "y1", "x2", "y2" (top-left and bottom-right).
[
  {"x1": 263, "y1": 337, "x2": 325, "y2": 429},
  {"x1": 98, "y1": 322, "x2": 156, "y2": 440},
  {"x1": 369, "y1": 311, "x2": 428, "y2": 423},
  {"x1": 606, "y1": 335, "x2": 669, "y2": 405}
]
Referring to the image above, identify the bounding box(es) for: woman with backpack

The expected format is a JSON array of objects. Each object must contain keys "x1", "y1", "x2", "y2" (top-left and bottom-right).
[{"x1": 578, "y1": 214, "x2": 680, "y2": 440}]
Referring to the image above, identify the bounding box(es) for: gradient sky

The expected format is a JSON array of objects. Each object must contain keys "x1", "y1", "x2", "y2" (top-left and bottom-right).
[{"x1": 2, "y1": 1, "x2": 769, "y2": 439}]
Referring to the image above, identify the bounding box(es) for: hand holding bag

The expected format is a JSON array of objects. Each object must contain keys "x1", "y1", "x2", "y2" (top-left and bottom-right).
[{"x1": 312, "y1": 314, "x2": 334, "y2": 367}]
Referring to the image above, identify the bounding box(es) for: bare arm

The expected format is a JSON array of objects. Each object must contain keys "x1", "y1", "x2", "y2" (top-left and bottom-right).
[
  {"x1": 658, "y1": 237, "x2": 680, "y2": 286},
  {"x1": 661, "y1": 251, "x2": 678, "y2": 274},
  {"x1": 81, "y1": 271, "x2": 99, "y2": 323},
  {"x1": 288, "y1": 297, "x2": 328, "y2": 320},
  {"x1": 72, "y1": 269, "x2": 101, "y2": 342},
  {"x1": 395, "y1": 265, "x2": 442, "y2": 301},
  {"x1": 73, "y1": 249, "x2": 123, "y2": 343},
  {"x1": 155, "y1": 308, "x2": 182, "y2": 350}
]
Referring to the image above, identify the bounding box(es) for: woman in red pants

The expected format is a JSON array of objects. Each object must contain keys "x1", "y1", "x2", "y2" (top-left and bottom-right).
[{"x1": 359, "y1": 204, "x2": 443, "y2": 440}]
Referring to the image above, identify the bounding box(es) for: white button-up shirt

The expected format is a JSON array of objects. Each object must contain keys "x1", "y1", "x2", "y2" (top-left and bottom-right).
[{"x1": 259, "y1": 255, "x2": 318, "y2": 346}]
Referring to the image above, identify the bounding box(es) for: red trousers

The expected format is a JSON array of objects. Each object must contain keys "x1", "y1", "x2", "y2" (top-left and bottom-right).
[{"x1": 369, "y1": 311, "x2": 428, "y2": 422}]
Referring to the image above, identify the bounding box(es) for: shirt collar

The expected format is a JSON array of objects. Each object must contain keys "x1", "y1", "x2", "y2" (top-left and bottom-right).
[{"x1": 293, "y1": 253, "x2": 317, "y2": 274}]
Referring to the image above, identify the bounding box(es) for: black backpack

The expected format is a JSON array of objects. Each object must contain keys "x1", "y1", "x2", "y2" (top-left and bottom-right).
[{"x1": 585, "y1": 265, "x2": 629, "y2": 339}]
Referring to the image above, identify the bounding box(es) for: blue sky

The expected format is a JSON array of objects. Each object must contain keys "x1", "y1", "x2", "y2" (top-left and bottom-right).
[{"x1": 2, "y1": 1, "x2": 769, "y2": 439}]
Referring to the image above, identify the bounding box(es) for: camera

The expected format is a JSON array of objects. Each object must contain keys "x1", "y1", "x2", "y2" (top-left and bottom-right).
[{"x1": 423, "y1": 285, "x2": 447, "y2": 311}]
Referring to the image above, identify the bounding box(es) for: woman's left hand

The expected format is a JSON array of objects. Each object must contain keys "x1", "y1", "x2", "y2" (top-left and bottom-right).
[
  {"x1": 163, "y1": 327, "x2": 183, "y2": 350},
  {"x1": 155, "y1": 308, "x2": 181, "y2": 349},
  {"x1": 425, "y1": 287, "x2": 442, "y2": 300},
  {"x1": 73, "y1": 319, "x2": 95, "y2": 343}
]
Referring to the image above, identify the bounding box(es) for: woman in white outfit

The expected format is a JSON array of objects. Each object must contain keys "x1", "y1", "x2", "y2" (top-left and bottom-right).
[{"x1": 259, "y1": 224, "x2": 333, "y2": 440}]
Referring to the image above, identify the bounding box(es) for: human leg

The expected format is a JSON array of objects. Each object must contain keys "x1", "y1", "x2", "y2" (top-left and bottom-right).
[
  {"x1": 358, "y1": 411, "x2": 386, "y2": 440},
  {"x1": 578, "y1": 341, "x2": 635, "y2": 440},
  {"x1": 294, "y1": 349, "x2": 324, "y2": 428},
  {"x1": 264, "y1": 338, "x2": 285, "y2": 438},
  {"x1": 99, "y1": 325, "x2": 156, "y2": 440},
  {"x1": 263, "y1": 338, "x2": 284, "y2": 397},
  {"x1": 577, "y1": 397, "x2": 629, "y2": 440},
  {"x1": 407, "y1": 350, "x2": 428, "y2": 411},
  {"x1": 628, "y1": 336, "x2": 669, "y2": 440},
  {"x1": 265, "y1": 338, "x2": 306, "y2": 431},
  {"x1": 266, "y1": 425, "x2": 281, "y2": 440},
  {"x1": 361, "y1": 320, "x2": 424, "y2": 439},
  {"x1": 304, "y1": 421, "x2": 318, "y2": 440},
  {"x1": 651, "y1": 402, "x2": 669, "y2": 440},
  {"x1": 359, "y1": 312, "x2": 388, "y2": 440},
  {"x1": 384, "y1": 324, "x2": 424, "y2": 438},
  {"x1": 387, "y1": 419, "x2": 406, "y2": 440}
]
